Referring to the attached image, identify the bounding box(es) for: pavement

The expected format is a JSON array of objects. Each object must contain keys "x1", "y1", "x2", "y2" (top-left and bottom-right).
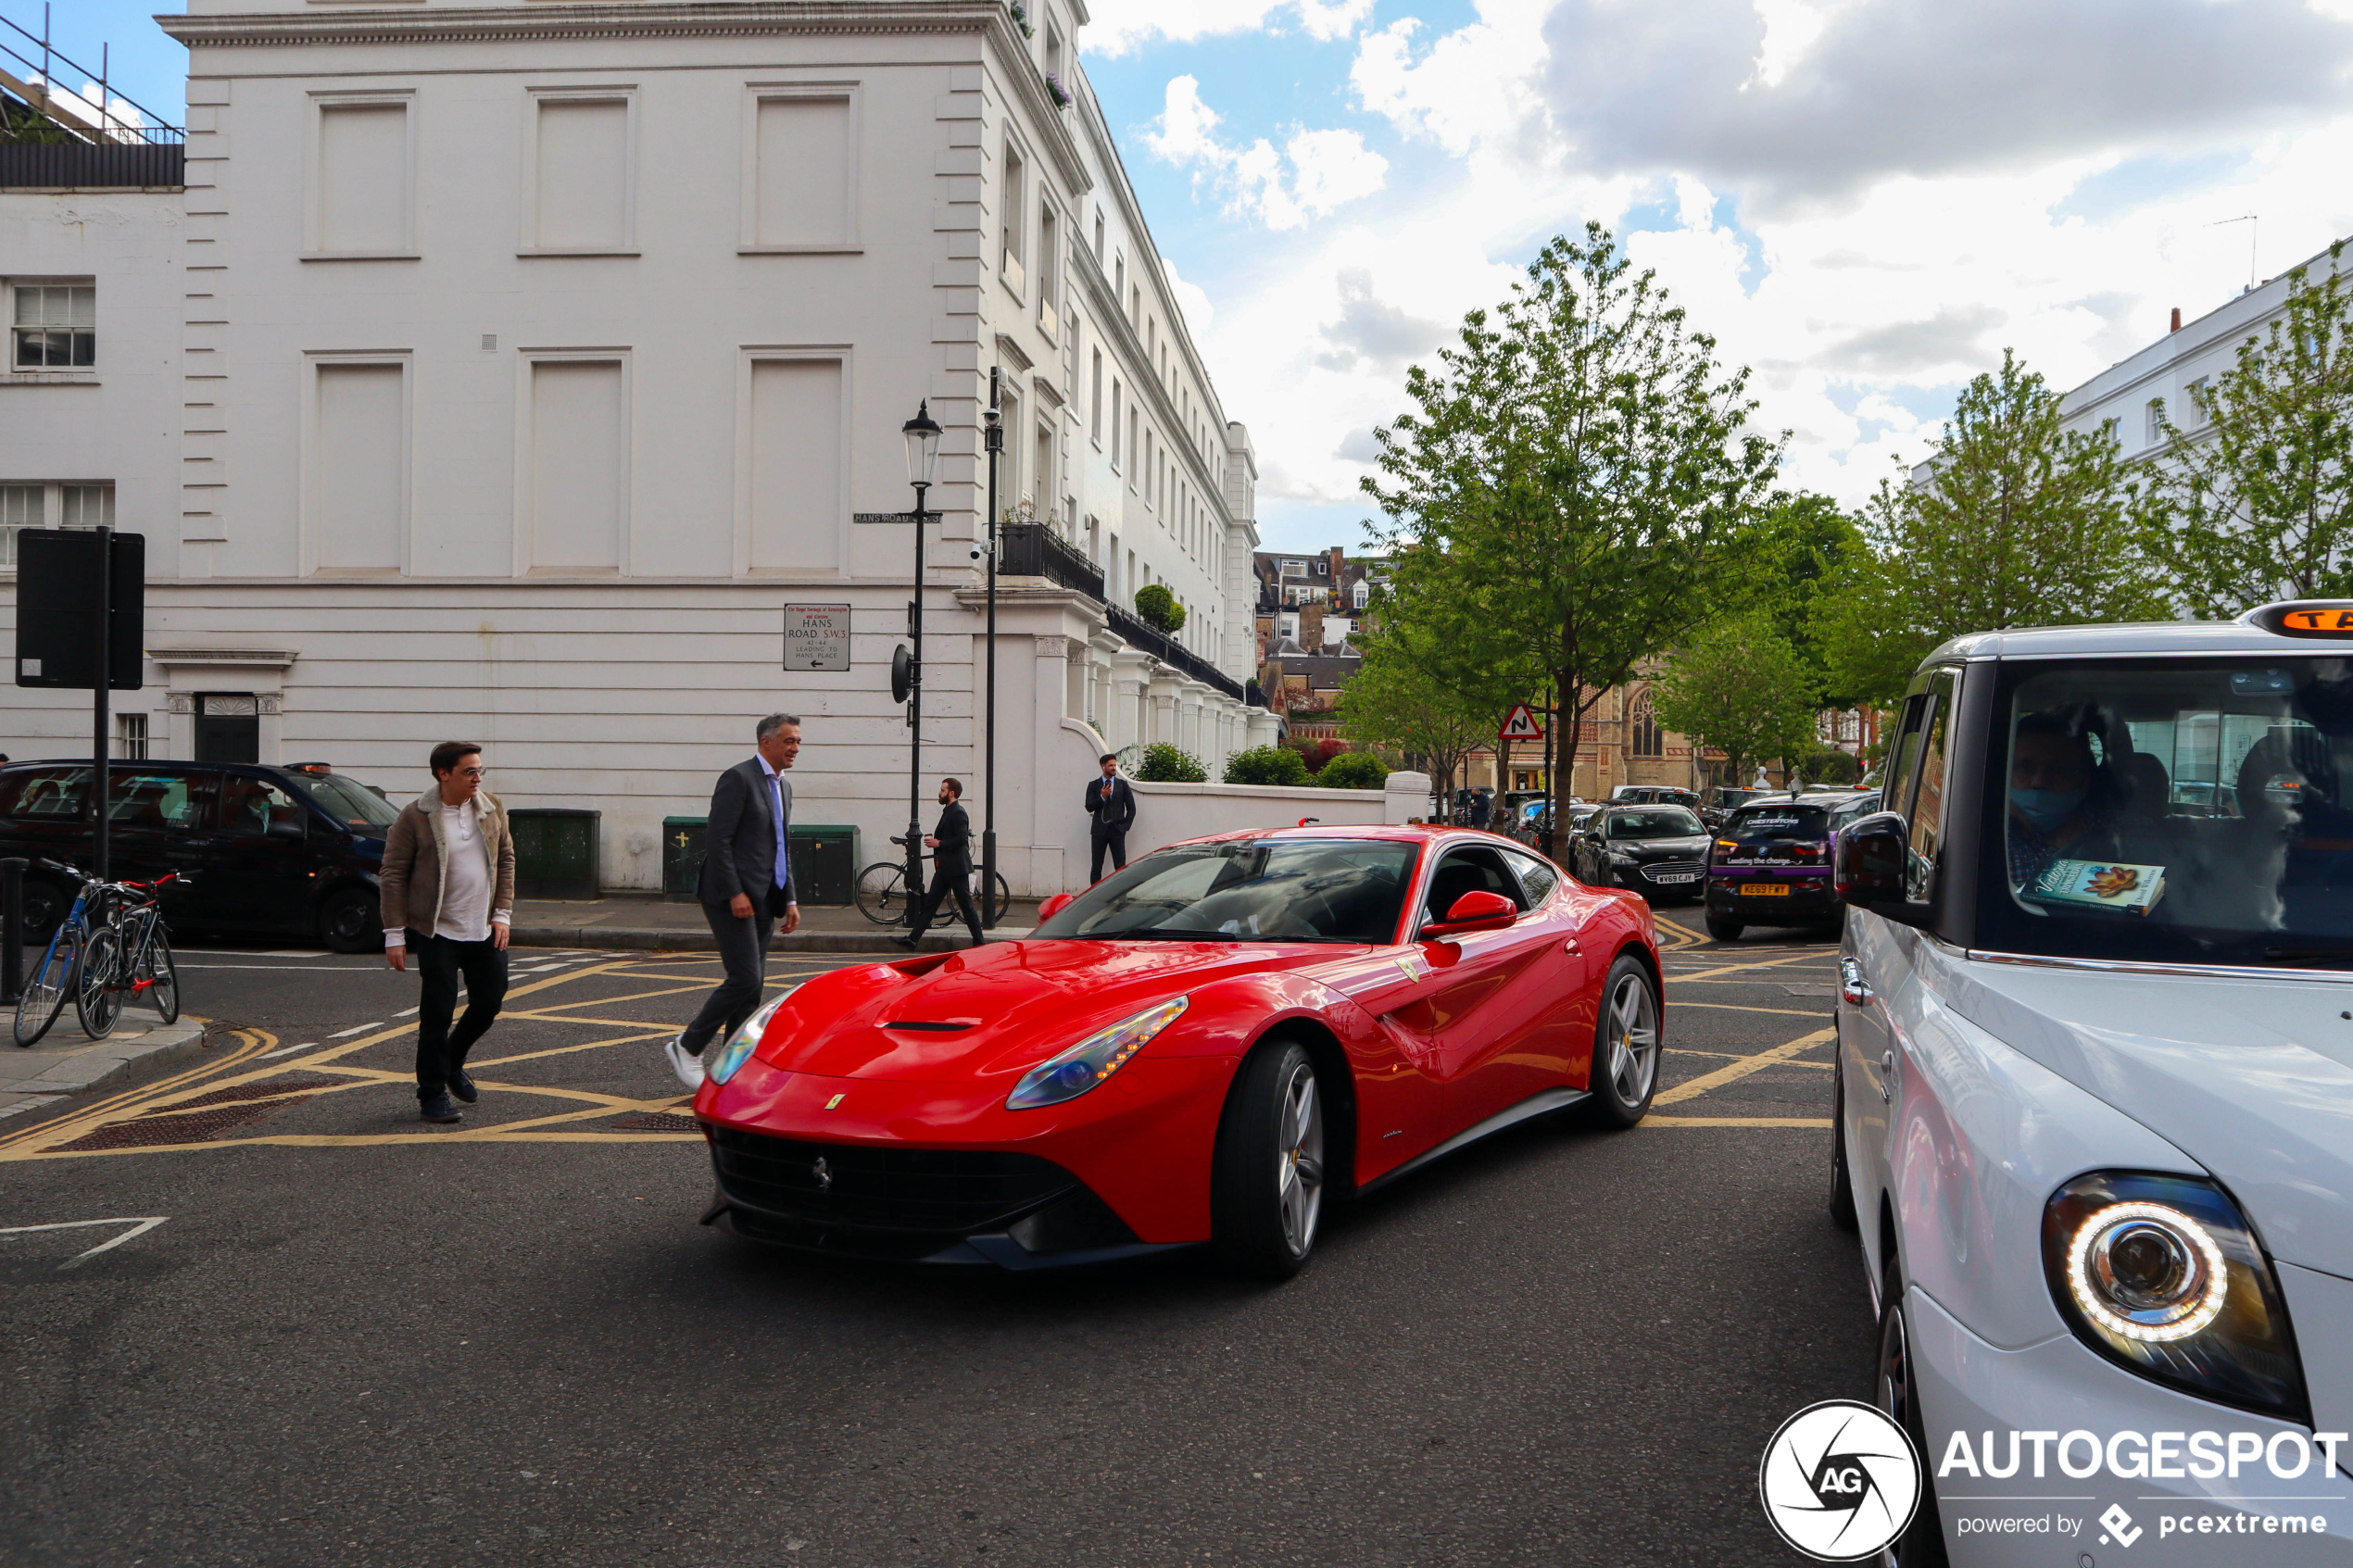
[
  {"x1": 0, "y1": 912, "x2": 1869, "y2": 1566},
  {"x1": 0, "y1": 1010, "x2": 210, "y2": 1121},
  {"x1": 508, "y1": 893, "x2": 1039, "y2": 952}
]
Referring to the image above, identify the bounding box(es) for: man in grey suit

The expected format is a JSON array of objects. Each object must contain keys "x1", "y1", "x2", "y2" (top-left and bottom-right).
[{"x1": 663, "y1": 712, "x2": 802, "y2": 1088}]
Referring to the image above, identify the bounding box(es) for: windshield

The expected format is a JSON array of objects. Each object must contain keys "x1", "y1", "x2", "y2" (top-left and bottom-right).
[
  {"x1": 1977, "y1": 657, "x2": 2353, "y2": 966},
  {"x1": 1035, "y1": 838, "x2": 1417, "y2": 944},
  {"x1": 1606, "y1": 808, "x2": 1703, "y2": 839},
  {"x1": 1726, "y1": 805, "x2": 1830, "y2": 844},
  {"x1": 287, "y1": 772, "x2": 398, "y2": 832}
]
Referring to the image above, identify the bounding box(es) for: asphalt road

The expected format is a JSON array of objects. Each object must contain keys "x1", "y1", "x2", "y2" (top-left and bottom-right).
[{"x1": 1, "y1": 914, "x2": 1869, "y2": 1567}]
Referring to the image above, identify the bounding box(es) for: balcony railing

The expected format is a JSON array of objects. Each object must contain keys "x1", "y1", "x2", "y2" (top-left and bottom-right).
[
  {"x1": 1000, "y1": 520, "x2": 1102, "y2": 600},
  {"x1": 1105, "y1": 606, "x2": 1246, "y2": 702},
  {"x1": 0, "y1": 140, "x2": 182, "y2": 187}
]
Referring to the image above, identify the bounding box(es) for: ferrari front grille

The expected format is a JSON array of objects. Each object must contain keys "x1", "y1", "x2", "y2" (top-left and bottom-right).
[{"x1": 708, "y1": 1126, "x2": 1077, "y2": 1234}]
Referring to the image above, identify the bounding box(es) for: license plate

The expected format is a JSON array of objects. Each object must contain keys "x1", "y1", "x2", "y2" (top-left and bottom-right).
[
  {"x1": 1741, "y1": 882, "x2": 1792, "y2": 897},
  {"x1": 1651, "y1": 872, "x2": 1700, "y2": 884}
]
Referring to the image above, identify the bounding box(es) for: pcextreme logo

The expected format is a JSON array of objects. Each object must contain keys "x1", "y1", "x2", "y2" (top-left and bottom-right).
[{"x1": 1758, "y1": 1399, "x2": 1924, "y2": 1562}]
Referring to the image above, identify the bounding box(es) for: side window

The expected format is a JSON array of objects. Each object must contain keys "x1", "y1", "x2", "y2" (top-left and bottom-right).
[
  {"x1": 1503, "y1": 849, "x2": 1559, "y2": 904},
  {"x1": 218, "y1": 775, "x2": 300, "y2": 836},
  {"x1": 0, "y1": 766, "x2": 89, "y2": 820},
  {"x1": 1888, "y1": 670, "x2": 1959, "y2": 901},
  {"x1": 1422, "y1": 846, "x2": 1526, "y2": 924}
]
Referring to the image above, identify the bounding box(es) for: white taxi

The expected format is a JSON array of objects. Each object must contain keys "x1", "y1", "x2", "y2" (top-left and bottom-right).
[{"x1": 1832, "y1": 605, "x2": 2353, "y2": 1565}]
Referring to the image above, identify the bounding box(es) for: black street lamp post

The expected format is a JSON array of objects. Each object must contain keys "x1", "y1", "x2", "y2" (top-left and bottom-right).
[
  {"x1": 900, "y1": 401, "x2": 942, "y2": 915},
  {"x1": 981, "y1": 370, "x2": 1002, "y2": 926}
]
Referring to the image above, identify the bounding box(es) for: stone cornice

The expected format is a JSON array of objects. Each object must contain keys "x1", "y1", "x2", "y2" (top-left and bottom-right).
[{"x1": 163, "y1": 1, "x2": 1002, "y2": 50}]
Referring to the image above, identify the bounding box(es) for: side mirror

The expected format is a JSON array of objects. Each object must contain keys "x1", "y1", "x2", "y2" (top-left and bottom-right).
[
  {"x1": 1834, "y1": 811, "x2": 1910, "y2": 908},
  {"x1": 1424, "y1": 889, "x2": 1517, "y2": 937},
  {"x1": 268, "y1": 812, "x2": 308, "y2": 841},
  {"x1": 1036, "y1": 891, "x2": 1075, "y2": 922}
]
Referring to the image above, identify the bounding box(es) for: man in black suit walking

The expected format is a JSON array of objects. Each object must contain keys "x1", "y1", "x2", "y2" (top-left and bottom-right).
[
  {"x1": 894, "y1": 777, "x2": 983, "y2": 949},
  {"x1": 663, "y1": 712, "x2": 802, "y2": 1088},
  {"x1": 1085, "y1": 752, "x2": 1136, "y2": 883}
]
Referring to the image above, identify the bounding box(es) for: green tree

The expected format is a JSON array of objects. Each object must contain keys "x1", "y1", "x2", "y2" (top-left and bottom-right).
[
  {"x1": 2150, "y1": 242, "x2": 2353, "y2": 617},
  {"x1": 1649, "y1": 614, "x2": 1819, "y2": 789},
  {"x1": 1364, "y1": 223, "x2": 1780, "y2": 853},
  {"x1": 1339, "y1": 566, "x2": 1543, "y2": 809},
  {"x1": 1817, "y1": 350, "x2": 2168, "y2": 708},
  {"x1": 1317, "y1": 752, "x2": 1390, "y2": 789},
  {"x1": 1137, "y1": 742, "x2": 1206, "y2": 783},
  {"x1": 1133, "y1": 583, "x2": 1187, "y2": 633},
  {"x1": 1755, "y1": 492, "x2": 1866, "y2": 704},
  {"x1": 1224, "y1": 746, "x2": 1312, "y2": 786}
]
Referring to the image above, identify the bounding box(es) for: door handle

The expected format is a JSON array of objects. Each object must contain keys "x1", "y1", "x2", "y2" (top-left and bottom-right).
[
  {"x1": 1880, "y1": 1049, "x2": 1895, "y2": 1102},
  {"x1": 1562, "y1": 936, "x2": 1580, "y2": 955},
  {"x1": 1839, "y1": 956, "x2": 1872, "y2": 1007}
]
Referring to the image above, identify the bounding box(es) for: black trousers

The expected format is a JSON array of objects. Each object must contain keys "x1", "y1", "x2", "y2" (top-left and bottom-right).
[
  {"x1": 910, "y1": 861, "x2": 983, "y2": 943},
  {"x1": 410, "y1": 930, "x2": 509, "y2": 1101},
  {"x1": 678, "y1": 888, "x2": 786, "y2": 1053},
  {"x1": 1089, "y1": 827, "x2": 1128, "y2": 883}
]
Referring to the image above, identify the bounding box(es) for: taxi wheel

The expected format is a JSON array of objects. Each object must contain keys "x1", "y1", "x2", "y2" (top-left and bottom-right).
[
  {"x1": 1210, "y1": 1040, "x2": 1326, "y2": 1280},
  {"x1": 1705, "y1": 913, "x2": 1743, "y2": 943},
  {"x1": 1877, "y1": 1257, "x2": 1951, "y2": 1568},
  {"x1": 318, "y1": 887, "x2": 382, "y2": 954},
  {"x1": 1580, "y1": 956, "x2": 1659, "y2": 1129}
]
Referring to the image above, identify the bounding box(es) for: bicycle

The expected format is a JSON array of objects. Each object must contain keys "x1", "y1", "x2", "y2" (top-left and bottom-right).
[
  {"x1": 76, "y1": 870, "x2": 183, "y2": 1040},
  {"x1": 854, "y1": 835, "x2": 1013, "y2": 928}
]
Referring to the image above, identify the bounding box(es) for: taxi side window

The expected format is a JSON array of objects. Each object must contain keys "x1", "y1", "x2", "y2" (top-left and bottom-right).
[
  {"x1": 0, "y1": 766, "x2": 88, "y2": 819},
  {"x1": 107, "y1": 771, "x2": 210, "y2": 830},
  {"x1": 1886, "y1": 670, "x2": 1958, "y2": 901},
  {"x1": 218, "y1": 775, "x2": 301, "y2": 836}
]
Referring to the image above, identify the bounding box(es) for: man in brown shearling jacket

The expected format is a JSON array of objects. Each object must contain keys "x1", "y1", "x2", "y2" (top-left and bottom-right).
[{"x1": 380, "y1": 741, "x2": 516, "y2": 1124}]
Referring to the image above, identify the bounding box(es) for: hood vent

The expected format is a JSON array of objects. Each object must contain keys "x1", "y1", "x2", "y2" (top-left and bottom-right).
[{"x1": 883, "y1": 1019, "x2": 981, "y2": 1033}]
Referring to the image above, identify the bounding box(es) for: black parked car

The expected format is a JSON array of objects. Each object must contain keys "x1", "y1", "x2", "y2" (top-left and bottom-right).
[
  {"x1": 0, "y1": 759, "x2": 394, "y2": 951},
  {"x1": 1567, "y1": 804, "x2": 1712, "y2": 900},
  {"x1": 1700, "y1": 789, "x2": 1883, "y2": 942}
]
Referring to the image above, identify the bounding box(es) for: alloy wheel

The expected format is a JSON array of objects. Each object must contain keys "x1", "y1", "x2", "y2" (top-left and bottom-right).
[
  {"x1": 1605, "y1": 972, "x2": 1659, "y2": 1108},
  {"x1": 1275, "y1": 1060, "x2": 1325, "y2": 1257}
]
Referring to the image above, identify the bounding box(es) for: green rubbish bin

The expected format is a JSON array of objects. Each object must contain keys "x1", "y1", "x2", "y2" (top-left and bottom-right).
[
  {"x1": 661, "y1": 816, "x2": 707, "y2": 904},
  {"x1": 788, "y1": 824, "x2": 858, "y2": 907},
  {"x1": 509, "y1": 808, "x2": 600, "y2": 900}
]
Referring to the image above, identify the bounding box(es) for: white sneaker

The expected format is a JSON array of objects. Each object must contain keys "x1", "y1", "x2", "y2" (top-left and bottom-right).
[{"x1": 662, "y1": 1035, "x2": 707, "y2": 1090}]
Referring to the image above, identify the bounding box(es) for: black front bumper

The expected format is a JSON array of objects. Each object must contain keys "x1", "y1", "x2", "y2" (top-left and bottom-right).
[{"x1": 703, "y1": 1124, "x2": 1186, "y2": 1269}]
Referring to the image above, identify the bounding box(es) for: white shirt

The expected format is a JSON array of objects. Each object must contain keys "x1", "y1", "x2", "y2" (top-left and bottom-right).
[{"x1": 435, "y1": 799, "x2": 493, "y2": 942}]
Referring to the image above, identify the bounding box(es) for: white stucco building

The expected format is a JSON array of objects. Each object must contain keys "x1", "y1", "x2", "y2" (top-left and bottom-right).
[{"x1": 2, "y1": 0, "x2": 1279, "y2": 896}]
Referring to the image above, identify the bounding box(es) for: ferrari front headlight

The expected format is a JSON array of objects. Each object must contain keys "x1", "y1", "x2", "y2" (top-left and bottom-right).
[
  {"x1": 710, "y1": 989, "x2": 794, "y2": 1085},
  {"x1": 1005, "y1": 997, "x2": 1188, "y2": 1110}
]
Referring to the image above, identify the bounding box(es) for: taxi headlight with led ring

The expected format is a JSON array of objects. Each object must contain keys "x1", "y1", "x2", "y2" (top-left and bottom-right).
[
  {"x1": 710, "y1": 990, "x2": 794, "y2": 1086},
  {"x1": 2041, "y1": 1171, "x2": 2311, "y2": 1423},
  {"x1": 1006, "y1": 997, "x2": 1188, "y2": 1110}
]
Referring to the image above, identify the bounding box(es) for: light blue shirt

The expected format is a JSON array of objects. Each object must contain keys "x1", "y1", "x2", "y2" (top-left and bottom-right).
[{"x1": 757, "y1": 753, "x2": 792, "y2": 897}]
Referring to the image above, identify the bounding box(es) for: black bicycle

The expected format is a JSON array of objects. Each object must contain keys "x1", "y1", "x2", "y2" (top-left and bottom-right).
[
  {"x1": 13, "y1": 859, "x2": 181, "y2": 1046},
  {"x1": 854, "y1": 835, "x2": 1012, "y2": 927}
]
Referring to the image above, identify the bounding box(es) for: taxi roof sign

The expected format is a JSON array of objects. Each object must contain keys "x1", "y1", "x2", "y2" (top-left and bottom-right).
[{"x1": 2246, "y1": 601, "x2": 2353, "y2": 638}]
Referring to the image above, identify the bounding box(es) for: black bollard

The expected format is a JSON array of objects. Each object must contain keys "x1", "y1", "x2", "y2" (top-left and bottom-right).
[{"x1": 1, "y1": 857, "x2": 23, "y2": 1008}]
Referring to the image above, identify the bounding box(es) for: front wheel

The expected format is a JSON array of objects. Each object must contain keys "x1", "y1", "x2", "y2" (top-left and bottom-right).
[
  {"x1": 854, "y1": 862, "x2": 911, "y2": 926},
  {"x1": 76, "y1": 927, "x2": 123, "y2": 1039},
  {"x1": 1581, "y1": 955, "x2": 1659, "y2": 1128},
  {"x1": 1210, "y1": 1040, "x2": 1327, "y2": 1279},
  {"x1": 138, "y1": 928, "x2": 182, "y2": 1024},
  {"x1": 319, "y1": 886, "x2": 381, "y2": 954},
  {"x1": 13, "y1": 927, "x2": 80, "y2": 1047},
  {"x1": 1876, "y1": 1258, "x2": 1950, "y2": 1566}
]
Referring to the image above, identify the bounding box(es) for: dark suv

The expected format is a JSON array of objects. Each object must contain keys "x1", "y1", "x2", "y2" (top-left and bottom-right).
[
  {"x1": 1701, "y1": 789, "x2": 1882, "y2": 942},
  {"x1": 0, "y1": 760, "x2": 394, "y2": 950}
]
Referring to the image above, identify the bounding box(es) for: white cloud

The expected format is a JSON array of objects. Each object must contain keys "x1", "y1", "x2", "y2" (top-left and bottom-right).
[
  {"x1": 1146, "y1": 76, "x2": 1390, "y2": 231},
  {"x1": 1088, "y1": 0, "x2": 1374, "y2": 55}
]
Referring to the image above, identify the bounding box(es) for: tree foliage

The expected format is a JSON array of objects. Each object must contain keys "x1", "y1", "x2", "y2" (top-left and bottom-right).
[
  {"x1": 1317, "y1": 752, "x2": 1390, "y2": 789},
  {"x1": 2150, "y1": 242, "x2": 2353, "y2": 617},
  {"x1": 1338, "y1": 571, "x2": 1541, "y2": 809},
  {"x1": 1223, "y1": 746, "x2": 1312, "y2": 787},
  {"x1": 1136, "y1": 742, "x2": 1205, "y2": 783},
  {"x1": 1132, "y1": 583, "x2": 1187, "y2": 633},
  {"x1": 1362, "y1": 222, "x2": 1780, "y2": 852},
  {"x1": 1755, "y1": 493, "x2": 1866, "y2": 705},
  {"x1": 1649, "y1": 612, "x2": 1819, "y2": 789},
  {"x1": 1816, "y1": 350, "x2": 2168, "y2": 708}
]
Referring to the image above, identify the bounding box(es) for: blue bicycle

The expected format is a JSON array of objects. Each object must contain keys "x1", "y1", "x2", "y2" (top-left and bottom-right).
[{"x1": 11, "y1": 859, "x2": 178, "y2": 1047}]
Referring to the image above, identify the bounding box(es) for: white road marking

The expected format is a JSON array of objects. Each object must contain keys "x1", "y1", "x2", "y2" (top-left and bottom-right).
[
  {"x1": 177, "y1": 949, "x2": 335, "y2": 959},
  {"x1": 395, "y1": 1007, "x2": 420, "y2": 1017},
  {"x1": 175, "y1": 963, "x2": 384, "y2": 971},
  {"x1": 327, "y1": 1021, "x2": 384, "y2": 1038},
  {"x1": 256, "y1": 1042, "x2": 319, "y2": 1060},
  {"x1": 0, "y1": 1216, "x2": 170, "y2": 1268}
]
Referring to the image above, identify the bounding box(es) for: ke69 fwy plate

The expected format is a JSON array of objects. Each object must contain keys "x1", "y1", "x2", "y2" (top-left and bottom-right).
[{"x1": 1739, "y1": 881, "x2": 1792, "y2": 896}]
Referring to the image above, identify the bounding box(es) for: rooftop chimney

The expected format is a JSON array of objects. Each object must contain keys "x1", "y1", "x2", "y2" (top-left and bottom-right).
[{"x1": 2171, "y1": 307, "x2": 2183, "y2": 332}]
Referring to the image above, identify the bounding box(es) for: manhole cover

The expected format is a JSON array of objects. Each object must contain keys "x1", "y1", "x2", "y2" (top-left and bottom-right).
[
  {"x1": 160, "y1": 1073, "x2": 337, "y2": 1110},
  {"x1": 56, "y1": 1094, "x2": 315, "y2": 1150}
]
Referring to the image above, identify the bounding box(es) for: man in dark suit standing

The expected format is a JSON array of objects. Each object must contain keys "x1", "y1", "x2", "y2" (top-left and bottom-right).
[
  {"x1": 663, "y1": 712, "x2": 802, "y2": 1088},
  {"x1": 1085, "y1": 752, "x2": 1136, "y2": 883},
  {"x1": 894, "y1": 777, "x2": 983, "y2": 949}
]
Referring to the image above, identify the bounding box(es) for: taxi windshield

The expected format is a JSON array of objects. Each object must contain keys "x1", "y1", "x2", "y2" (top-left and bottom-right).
[
  {"x1": 1606, "y1": 808, "x2": 1703, "y2": 839},
  {"x1": 1977, "y1": 657, "x2": 2353, "y2": 966},
  {"x1": 287, "y1": 772, "x2": 399, "y2": 832},
  {"x1": 1035, "y1": 838, "x2": 1417, "y2": 945}
]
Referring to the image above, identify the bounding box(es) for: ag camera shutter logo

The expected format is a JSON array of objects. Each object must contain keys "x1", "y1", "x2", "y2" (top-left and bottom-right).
[{"x1": 1759, "y1": 1399, "x2": 1924, "y2": 1561}]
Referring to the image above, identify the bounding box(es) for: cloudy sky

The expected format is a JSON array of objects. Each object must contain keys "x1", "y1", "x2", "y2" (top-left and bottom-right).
[
  {"x1": 44, "y1": 0, "x2": 2353, "y2": 555},
  {"x1": 1080, "y1": 0, "x2": 2353, "y2": 552}
]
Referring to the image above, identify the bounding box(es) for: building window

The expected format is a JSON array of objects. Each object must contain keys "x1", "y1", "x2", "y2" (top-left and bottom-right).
[
  {"x1": 12, "y1": 282, "x2": 94, "y2": 369},
  {"x1": 1353, "y1": 580, "x2": 1368, "y2": 609},
  {"x1": 744, "y1": 87, "x2": 859, "y2": 252},
  {"x1": 524, "y1": 91, "x2": 635, "y2": 254},
  {"x1": 1000, "y1": 138, "x2": 1026, "y2": 288},
  {"x1": 1, "y1": 481, "x2": 113, "y2": 565},
  {"x1": 1110, "y1": 380, "x2": 1123, "y2": 466},
  {"x1": 2187, "y1": 376, "x2": 2210, "y2": 427},
  {"x1": 2145, "y1": 397, "x2": 2164, "y2": 445},
  {"x1": 1092, "y1": 210, "x2": 1104, "y2": 257},
  {"x1": 1630, "y1": 693, "x2": 1662, "y2": 758},
  {"x1": 1089, "y1": 350, "x2": 1103, "y2": 445},
  {"x1": 308, "y1": 94, "x2": 416, "y2": 257},
  {"x1": 115, "y1": 712, "x2": 148, "y2": 761},
  {"x1": 1038, "y1": 203, "x2": 1060, "y2": 328}
]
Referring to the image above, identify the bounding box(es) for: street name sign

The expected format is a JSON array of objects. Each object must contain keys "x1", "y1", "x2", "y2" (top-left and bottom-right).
[
  {"x1": 1499, "y1": 703, "x2": 1545, "y2": 742},
  {"x1": 783, "y1": 604, "x2": 851, "y2": 671}
]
